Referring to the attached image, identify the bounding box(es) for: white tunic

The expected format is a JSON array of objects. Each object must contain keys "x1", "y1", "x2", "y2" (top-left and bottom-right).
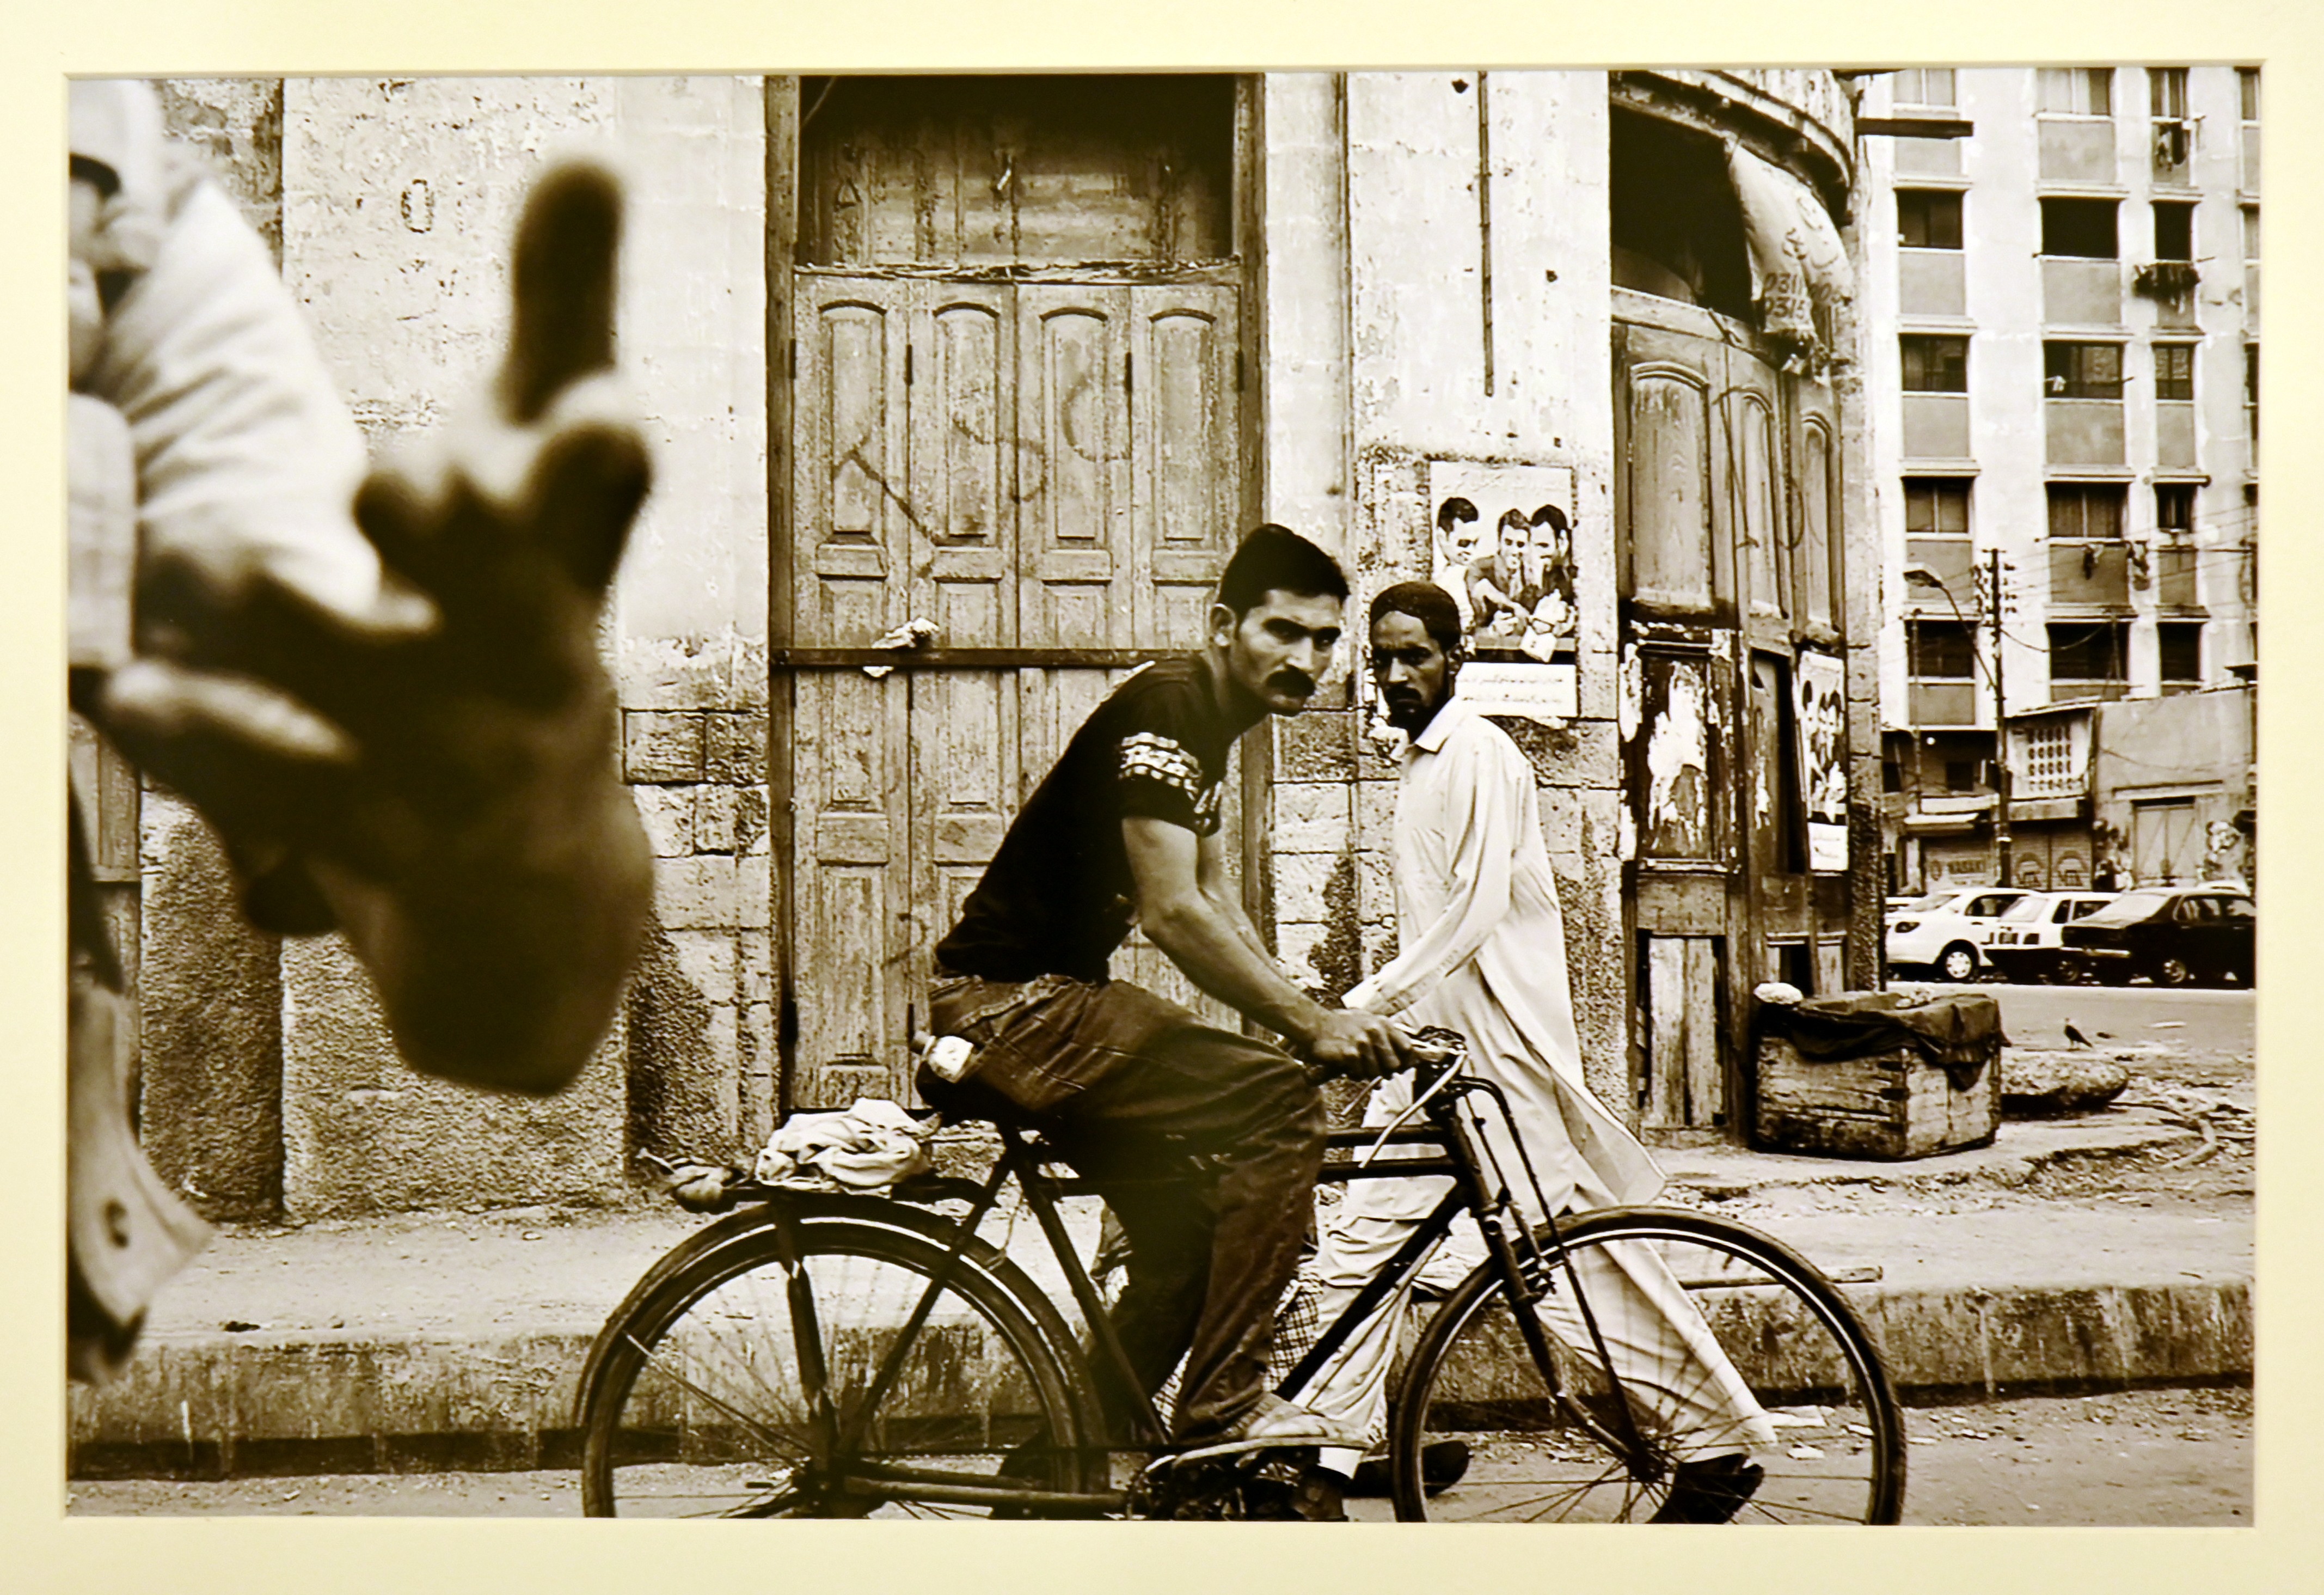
[{"x1": 1345, "y1": 695, "x2": 1663, "y2": 1212}]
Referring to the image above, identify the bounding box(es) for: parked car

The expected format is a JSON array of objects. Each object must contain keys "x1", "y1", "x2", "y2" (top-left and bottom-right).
[
  {"x1": 1979, "y1": 891, "x2": 2118, "y2": 983},
  {"x1": 1884, "y1": 887, "x2": 2035, "y2": 981},
  {"x1": 2059, "y1": 887, "x2": 2255, "y2": 987}
]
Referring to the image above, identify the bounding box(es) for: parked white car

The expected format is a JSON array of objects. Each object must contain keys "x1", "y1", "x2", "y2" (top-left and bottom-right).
[
  {"x1": 1979, "y1": 891, "x2": 2119, "y2": 983},
  {"x1": 1884, "y1": 887, "x2": 2035, "y2": 981}
]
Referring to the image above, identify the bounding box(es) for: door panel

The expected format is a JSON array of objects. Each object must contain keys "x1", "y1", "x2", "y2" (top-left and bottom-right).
[
  {"x1": 794, "y1": 278, "x2": 914, "y2": 1102},
  {"x1": 1131, "y1": 286, "x2": 1240, "y2": 644},
  {"x1": 1642, "y1": 934, "x2": 1724, "y2": 1130},
  {"x1": 1017, "y1": 285, "x2": 1133, "y2": 648},
  {"x1": 906, "y1": 284, "x2": 1019, "y2": 1031},
  {"x1": 790, "y1": 274, "x2": 1242, "y2": 1107}
]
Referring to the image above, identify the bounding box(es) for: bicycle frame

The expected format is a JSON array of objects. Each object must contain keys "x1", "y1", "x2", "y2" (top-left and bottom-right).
[{"x1": 794, "y1": 1055, "x2": 1663, "y2": 1515}]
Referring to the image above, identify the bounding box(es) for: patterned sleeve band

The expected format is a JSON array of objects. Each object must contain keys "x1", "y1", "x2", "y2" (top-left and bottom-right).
[{"x1": 1118, "y1": 731, "x2": 1205, "y2": 799}]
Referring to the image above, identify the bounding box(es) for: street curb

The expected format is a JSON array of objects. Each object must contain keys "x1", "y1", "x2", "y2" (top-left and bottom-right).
[{"x1": 67, "y1": 1276, "x2": 2251, "y2": 1480}]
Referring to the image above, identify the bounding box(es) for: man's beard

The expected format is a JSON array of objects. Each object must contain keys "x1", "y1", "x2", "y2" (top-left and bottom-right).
[{"x1": 1381, "y1": 687, "x2": 1443, "y2": 733}]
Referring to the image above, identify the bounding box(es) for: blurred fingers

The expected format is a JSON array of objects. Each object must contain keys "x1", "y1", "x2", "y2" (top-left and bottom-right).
[
  {"x1": 97, "y1": 659, "x2": 354, "y2": 845},
  {"x1": 499, "y1": 161, "x2": 622, "y2": 425}
]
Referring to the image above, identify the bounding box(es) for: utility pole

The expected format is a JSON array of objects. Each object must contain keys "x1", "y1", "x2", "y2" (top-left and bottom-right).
[{"x1": 1989, "y1": 547, "x2": 2013, "y2": 887}]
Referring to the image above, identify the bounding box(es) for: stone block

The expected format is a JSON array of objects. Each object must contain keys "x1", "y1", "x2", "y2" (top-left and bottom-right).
[
  {"x1": 279, "y1": 939, "x2": 628, "y2": 1218},
  {"x1": 2001, "y1": 1049, "x2": 2133, "y2": 1116},
  {"x1": 703, "y1": 712, "x2": 769, "y2": 785},
  {"x1": 666, "y1": 930, "x2": 737, "y2": 1005},
  {"x1": 1360, "y1": 918, "x2": 1401, "y2": 975},
  {"x1": 1535, "y1": 785, "x2": 1585, "y2": 860},
  {"x1": 624, "y1": 711, "x2": 703, "y2": 783},
  {"x1": 655, "y1": 855, "x2": 740, "y2": 930},
  {"x1": 1355, "y1": 781, "x2": 1397, "y2": 847},
  {"x1": 1493, "y1": 716, "x2": 1618, "y2": 788},
  {"x1": 1272, "y1": 851, "x2": 1347, "y2": 925},
  {"x1": 692, "y1": 785, "x2": 743, "y2": 854},
  {"x1": 738, "y1": 929, "x2": 775, "y2": 1007},
  {"x1": 1277, "y1": 710, "x2": 1357, "y2": 782},
  {"x1": 1355, "y1": 847, "x2": 1396, "y2": 924},
  {"x1": 1273, "y1": 782, "x2": 1353, "y2": 853},
  {"x1": 630, "y1": 785, "x2": 694, "y2": 857}
]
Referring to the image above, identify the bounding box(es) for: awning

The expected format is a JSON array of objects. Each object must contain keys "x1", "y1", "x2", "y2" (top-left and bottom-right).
[
  {"x1": 2008, "y1": 796, "x2": 2088, "y2": 824},
  {"x1": 1724, "y1": 139, "x2": 1855, "y2": 374}
]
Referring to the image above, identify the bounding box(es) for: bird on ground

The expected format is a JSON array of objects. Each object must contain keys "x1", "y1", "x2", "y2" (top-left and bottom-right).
[{"x1": 2063, "y1": 1020, "x2": 2092, "y2": 1048}]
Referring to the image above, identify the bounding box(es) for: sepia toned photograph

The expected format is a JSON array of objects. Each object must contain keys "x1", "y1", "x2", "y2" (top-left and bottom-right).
[{"x1": 64, "y1": 63, "x2": 2254, "y2": 1530}]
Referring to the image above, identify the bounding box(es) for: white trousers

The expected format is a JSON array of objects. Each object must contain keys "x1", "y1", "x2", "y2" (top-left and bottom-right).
[{"x1": 1288, "y1": 1075, "x2": 1780, "y2": 1476}]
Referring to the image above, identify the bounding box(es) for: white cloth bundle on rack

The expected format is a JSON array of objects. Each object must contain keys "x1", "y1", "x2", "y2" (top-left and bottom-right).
[{"x1": 753, "y1": 1098, "x2": 935, "y2": 1192}]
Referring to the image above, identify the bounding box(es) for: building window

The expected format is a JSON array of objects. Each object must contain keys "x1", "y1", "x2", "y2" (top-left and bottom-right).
[
  {"x1": 1905, "y1": 478, "x2": 1971, "y2": 537},
  {"x1": 2154, "y1": 344, "x2": 2196, "y2": 402},
  {"x1": 2154, "y1": 202, "x2": 2194, "y2": 261},
  {"x1": 2159, "y1": 620, "x2": 2204, "y2": 685},
  {"x1": 1903, "y1": 335, "x2": 1970, "y2": 393},
  {"x1": 1897, "y1": 190, "x2": 1963, "y2": 250},
  {"x1": 2240, "y1": 67, "x2": 2260, "y2": 123},
  {"x1": 2050, "y1": 621, "x2": 2129, "y2": 684},
  {"x1": 2041, "y1": 198, "x2": 2119, "y2": 259},
  {"x1": 2038, "y1": 68, "x2": 2113, "y2": 117},
  {"x1": 2245, "y1": 344, "x2": 2259, "y2": 438},
  {"x1": 1909, "y1": 619, "x2": 1977, "y2": 679},
  {"x1": 1894, "y1": 69, "x2": 1958, "y2": 110},
  {"x1": 2156, "y1": 482, "x2": 2196, "y2": 534},
  {"x1": 2044, "y1": 341, "x2": 2124, "y2": 400},
  {"x1": 2049, "y1": 482, "x2": 2126, "y2": 541},
  {"x1": 2024, "y1": 720, "x2": 2075, "y2": 791},
  {"x1": 1944, "y1": 760, "x2": 1979, "y2": 792},
  {"x1": 2243, "y1": 205, "x2": 2260, "y2": 261},
  {"x1": 2149, "y1": 67, "x2": 2188, "y2": 120}
]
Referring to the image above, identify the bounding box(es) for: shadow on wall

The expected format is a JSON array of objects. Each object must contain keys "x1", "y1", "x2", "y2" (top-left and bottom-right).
[{"x1": 624, "y1": 916, "x2": 731, "y2": 1169}]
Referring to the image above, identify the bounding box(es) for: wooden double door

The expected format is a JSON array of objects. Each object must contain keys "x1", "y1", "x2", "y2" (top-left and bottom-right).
[{"x1": 786, "y1": 271, "x2": 1244, "y2": 1108}]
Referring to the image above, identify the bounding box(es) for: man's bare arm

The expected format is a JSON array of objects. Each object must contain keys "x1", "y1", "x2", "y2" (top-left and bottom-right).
[
  {"x1": 1194, "y1": 827, "x2": 1280, "y2": 967},
  {"x1": 1127, "y1": 816, "x2": 1407, "y2": 1078}
]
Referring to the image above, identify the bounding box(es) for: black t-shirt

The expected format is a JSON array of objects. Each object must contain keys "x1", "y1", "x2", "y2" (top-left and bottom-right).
[{"x1": 934, "y1": 656, "x2": 1235, "y2": 983}]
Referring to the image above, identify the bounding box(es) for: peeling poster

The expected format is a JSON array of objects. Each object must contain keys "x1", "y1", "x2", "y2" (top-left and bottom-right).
[{"x1": 1794, "y1": 648, "x2": 1847, "y2": 872}]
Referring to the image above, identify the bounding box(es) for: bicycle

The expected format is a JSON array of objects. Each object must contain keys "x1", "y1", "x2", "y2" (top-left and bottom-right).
[{"x1": 574, "y1": 1035, "x2": 1905, "y2": 1522}]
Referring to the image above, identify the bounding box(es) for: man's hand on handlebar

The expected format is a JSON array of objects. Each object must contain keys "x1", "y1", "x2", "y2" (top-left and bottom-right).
[{"x1": 1304, "y1": 1009, "x2": 1416, "y2": 1081}]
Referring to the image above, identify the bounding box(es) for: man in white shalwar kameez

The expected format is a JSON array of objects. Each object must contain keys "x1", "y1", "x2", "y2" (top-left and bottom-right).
[{"x1": 1289, "y1": 582, "x2": 1778, "y2": 1521}]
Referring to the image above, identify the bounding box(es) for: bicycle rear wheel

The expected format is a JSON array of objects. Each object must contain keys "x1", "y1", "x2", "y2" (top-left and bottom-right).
[
  {"x1": 578, "y1": 1206, "x2": 1095, "y2": 1518},
  {"x1": 1389, "y1": 1207, "x2": 1904, "y2": 1524}
]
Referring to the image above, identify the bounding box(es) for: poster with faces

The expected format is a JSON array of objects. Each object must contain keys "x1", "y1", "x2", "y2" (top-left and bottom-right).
[
  {"x1": 1421, "y1": 461, "x2": 1579, "y2": 723},
  {"x1": 1794, "y1": 648, "x2": 1848, "y2": 873}
]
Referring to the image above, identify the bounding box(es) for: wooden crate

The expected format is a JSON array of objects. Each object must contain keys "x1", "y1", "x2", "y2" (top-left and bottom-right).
[{"x1": 1752, "y1": 1034, "x2": 1999, "y2": 1160}]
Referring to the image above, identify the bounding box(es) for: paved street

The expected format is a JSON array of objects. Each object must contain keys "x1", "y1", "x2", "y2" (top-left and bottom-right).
[
  {"x1": 1912, "y1": 981, "x2": 2254, "y2": 1060},
  {"x1": 66, "y1": 1386, "x2": 2249, "y2": 1524}
]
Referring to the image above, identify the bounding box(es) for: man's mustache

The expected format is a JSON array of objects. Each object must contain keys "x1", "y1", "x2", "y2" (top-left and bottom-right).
[{"x1": 1267, "y1": 668, "x2": 1316, "y2": 696}]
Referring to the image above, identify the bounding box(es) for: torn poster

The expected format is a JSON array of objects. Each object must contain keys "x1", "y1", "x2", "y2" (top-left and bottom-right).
[{"x1": 1794, "y1": 648, "x2": 1847, "y2": 872}]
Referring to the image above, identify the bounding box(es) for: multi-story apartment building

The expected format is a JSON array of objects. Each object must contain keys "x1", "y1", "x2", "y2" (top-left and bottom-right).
[{"x1": 1862, "y1": 66, "x2": 2258, "y2": 899}]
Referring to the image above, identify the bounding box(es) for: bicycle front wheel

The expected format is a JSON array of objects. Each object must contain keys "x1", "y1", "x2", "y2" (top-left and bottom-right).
[
  {"x1": 579, "y1": 1206, "x2": 1094, "y2": 1518},
  {"x1": 1389, "y1": 1207, "x2": 1904, "y2": 1524}
]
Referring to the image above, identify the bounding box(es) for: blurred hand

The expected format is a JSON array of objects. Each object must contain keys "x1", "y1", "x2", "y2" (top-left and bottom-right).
[
  {"x1": 1305, "y1": 1009, "x2": 1415, "y2": 1081},
  {"x1": 95, "y1": 161, "x2": 653, "y2": 1091}
]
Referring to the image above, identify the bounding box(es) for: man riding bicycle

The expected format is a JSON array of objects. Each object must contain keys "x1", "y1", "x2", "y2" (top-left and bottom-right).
[{"x1": 923, "y1": 526, "x2": 1412, "y2": 1467}]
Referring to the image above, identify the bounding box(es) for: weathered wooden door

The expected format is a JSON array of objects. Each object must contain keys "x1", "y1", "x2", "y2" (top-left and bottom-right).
[
  {"x1": 790, "y1": 272, "x2": 1241, "y2": 1108},
  {"x1": 1618, "y1": 292, "x2": 1859, "y2": 1135}
]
